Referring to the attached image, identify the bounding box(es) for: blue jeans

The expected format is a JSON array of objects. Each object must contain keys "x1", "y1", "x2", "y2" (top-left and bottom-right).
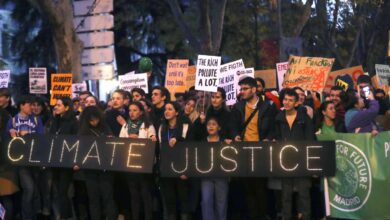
[
  {"x1": 18, "y1": 167, "x2": 41, "y2": 220},
  {"x1": 201, "y1": 178, "x2": 229, "y2": 220}
]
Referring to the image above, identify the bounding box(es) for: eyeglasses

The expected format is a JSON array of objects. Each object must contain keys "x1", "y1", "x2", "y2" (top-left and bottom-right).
[{"x1": 239, "y1": 87, "x2": 251, "y2": 91}]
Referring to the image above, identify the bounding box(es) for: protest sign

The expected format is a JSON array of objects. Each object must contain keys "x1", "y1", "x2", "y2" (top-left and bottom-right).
[
  {"x1": 118, "y1": 73, "x2": 148, "y2": 93},
  {"x1": 375, "y1": 64, "x2": 390, "y2": 87},
  {"x1": 318, "y1": 132, "x2": 390, "y2": 220},
  {"x1": 160, "y1": 141, "x2": 335, "y2": 177},
  {"x1": 284, "y1": 56, "x2": 335, "y2": 91},
  {"x1": 50, "y1": 73, "x2": 72, "y2": 106},
  {"x1": 29, "y1": 68, "x2": 47, "y2": 94},
  {"x1": 195, "y1": 55, "x2": 221, "y2": 92},
  {"x1": 0, "y1": 70, "x2": 10, "y2": 88},
  {"x1": 72, "y1": 82, "x2": 88, "y2": 98},
  {"x1": 254, "y1": 69, "x2": 277, "y2": 89},
  {"x1": 323, "y1": 65, "x2": 364, "y2": 93},
  {"x1": 276, "y1": 62, "x2": 288, "y2": 91},
  {"x1": 6, "y1": 134, "x2": 155, "y2": 173},
  {"x1": 218, "y1": 59, "x2": 245, "y2": 106},
  {"x1": 165, "y1": 60, "x2": 188, "y2": 99},
  {"x1": 185, "y1": 65, "x2": 196, "y2": 91}
]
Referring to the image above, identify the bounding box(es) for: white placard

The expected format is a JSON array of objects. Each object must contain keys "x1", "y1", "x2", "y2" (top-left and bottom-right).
[
  {"x1": 119, "y1": 73, "x2": 148, "y2": 93},
  {"x1": 218, "y1": 59, "x2": 245, "y2": 106},
  {"x1": 81, "y1": 47, "x2": 115, "y2": 64},
  {"x1": 72, "y1": 82, "x2": 88, "y2": 98},
  {"x1": 125, "y1": 71, "x2": 135, "y2": 75},
  {"x1": 0, "y1": 70, "x2": 10, "y2": 88},
  {"x1": 29, "y1": 68, "x2": 47, "y2": 94},
  {"x1": 375, "y1": 64, "x2": 390, "y2": 86},
  {"x1": 73, "y1": 0, "x2": 113, "y2": 16},
  {"x1": 82, "y1": 64, "x2": 115, "y2": 80},
  {"x1": 195, "y1": 55, "x2": 221, "y2": 92},
  {"x1": 78, "y1": 31, "x2": 114, "y2": 48},
  {"x1": 74, "y1": 15, "x2": 114, "y2": 32},
  {"x1": 276, "y1": 62, "x2": 289, "y2": 91}
]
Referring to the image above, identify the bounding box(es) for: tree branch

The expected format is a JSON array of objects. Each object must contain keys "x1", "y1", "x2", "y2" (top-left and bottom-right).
[
  {"x1": 165, "y1": 0, "x2": 202, "y2": 53},
  {"x1": 210, "y1": 0, "x2": 227, "y2": 55},
  {"x1": 292, "y1": 0, "x2": 313, "y2": 37},
  {"x1": 27, "y1": 0, "x2": 63, "y2": 25}
]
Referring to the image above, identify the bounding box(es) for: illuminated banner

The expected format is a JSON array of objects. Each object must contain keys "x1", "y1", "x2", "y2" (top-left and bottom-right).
[
  {"x1": 160, "y1": 141, "x2": 335, "y2": 177},
  {"x1": 6, "y1": 135, "x2": 155, "y2": 173}
]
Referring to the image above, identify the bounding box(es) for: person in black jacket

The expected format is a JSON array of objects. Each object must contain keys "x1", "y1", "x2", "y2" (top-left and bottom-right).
[
  {"x1": 193, "y1": 87, "x2": 233, "y2": 141},
  {"x1": 158, "y1": 101, "x2": 192, "y2": 220},
  {"x1": 275, "y1": 88, "x2": 314, "y2": 220},
  {"x1": 49, "y1": 97, "x2": 79, "y2": 220},
  {"x1": 78, "y1": 106, "x2": 117, "y2": 220},
  {"x1": 230, "y1": 77, "x2": 276, "y2": 220},
  {"x1": 105, "y1": 89, "x2": 129, "y2": 137}
]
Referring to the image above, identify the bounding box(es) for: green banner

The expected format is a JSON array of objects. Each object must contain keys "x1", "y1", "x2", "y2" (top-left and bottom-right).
[{"x1": 317, "y1": 131, "x2": 390, "y2": 220}]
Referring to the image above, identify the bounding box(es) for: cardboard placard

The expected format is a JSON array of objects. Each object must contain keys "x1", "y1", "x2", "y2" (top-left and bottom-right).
[
  {"x1": 165, "y1": 60, "x2": 188, "y2": 99},
  {"x1": 375, "y1": 64, "x2": 390, "y2": 87},
  {"x1": 118, "y1": 73, "x2": 148, "y2": 93},
  {"x1": 195, "y1": 55, "x2": 221, "y2": 92},
  {"x1": 284, "y1": 56, "x2": 335, "y2": 91},
  {"x1": 29, "y1": 68, "x2": 47, "y2": 94},
  {"x1": 324, "y1": 65, "x2": 364, "y2": 93},
  {"x1": 185, "y1": 66, "x2": 196, "y2": 91},
  {"x1": 50, "y1": 73, "x2": 72, "y2": 106},
  {"x1": 254, "y1": 69, "x2": 277, "y2": 89},
  {"x1": 276, "y1": 62, "x2": 288, "y2": 91}
]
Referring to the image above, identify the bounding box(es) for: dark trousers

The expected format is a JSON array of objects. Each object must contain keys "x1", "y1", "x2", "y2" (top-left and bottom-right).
[
  {"x1": 18, "y1": 167, "x2": 40, "y2": 220},
  {"x1": 281, "y1": 177, "x2": 311, "y2": 220},
  {"x1": 127, "y1": 174, "x2": 153, "y2": 220},
  {"x1": 242, "y1": 177, "x2": 268, "y2": 220},
  {"x1": 85, "y1": 171, "x2": 117, "y2": 220},
  {"x1": 52, "y1": 169, "x2": 73, "y2": 219},
  {"x1": 160, "y1": 178, "x2": 191, "y2": 218}
]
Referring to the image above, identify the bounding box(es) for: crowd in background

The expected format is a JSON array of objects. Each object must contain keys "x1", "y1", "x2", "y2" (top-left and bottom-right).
[{"x1": 0, "y1": 74, "x2": 389, "y2": 220}]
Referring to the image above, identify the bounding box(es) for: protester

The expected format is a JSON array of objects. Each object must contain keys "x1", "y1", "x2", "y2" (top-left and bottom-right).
[
  {"x1": 84, "y1": 95, "x2": 99, "y2": 108},
  {"x1": 31, "y1": 96, "x2": 51, "y2": 126},
  {"x1": 7, "y1": 95, "x2": 45, "y2": 220},
  {"x1": 131, "y1": 88, "x2": 146, "y2": 102},
  {"x1": 201, "y1": 117, "x2": 229, "y2": 220},
  {"x1": 78, "y1": 106, "x2": 118, "y2": 220},
  {"x1": 275, "y1": 88, "x2": 314, "y2": 220},
  {"x1": 294, "y1": 87, "x2": 314, "y2": 119},
  {"x1": 315, "y1": 101, "x2": 346, "y2": 134},
  {"x1": 329, "y1": 86, "x2": 346, "y2": 122},
  {"x1": 105, "y1": 90, "x2": 129, "y2": 137},
  {"x1": 0, "y1": 88, "x2": 17, "y2": 117},
  {"x1": 151, "y1": 86, "x2": 171, "y2": 130},
  {"x1": 49, "y1": 96, "x2": 78, "y2": 219},
  {"x1": 158, "y1": 101, "x2": 192, "y2": 220},
  {"x1": 78, "y1": 91, "x2": 93, "y2": 111},
  {"x1": 182, "y1": 97, "x2": 199, "y2": 124}
]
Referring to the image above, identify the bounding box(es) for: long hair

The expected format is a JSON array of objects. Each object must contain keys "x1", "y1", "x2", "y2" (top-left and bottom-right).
[
  {"x1": 128, "y1": 101, "x2": 152, "y2": 128},
  {"x1": 79, "y1": 106, "x2": 109, "y2": 135},
  {"x1": 315, "y1": 101, "x2": 334, "y2": 131}
]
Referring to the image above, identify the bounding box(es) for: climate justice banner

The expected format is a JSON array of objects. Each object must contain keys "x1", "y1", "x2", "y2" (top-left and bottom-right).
[
  {"x1": 318, "y1": 131, "x2": 390, "y2": 220},
  {"x1": 6, "y1": 134, "x2": 155, "y2": 173},
  {"x1": 284, "y1": 56, "x2": 335, "y2": 91},
  {"x1": 160, "y1": 141, "x2": 336, "y2": 177}
]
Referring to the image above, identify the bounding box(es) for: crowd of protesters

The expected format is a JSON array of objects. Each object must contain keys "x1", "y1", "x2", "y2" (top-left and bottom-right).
[{"x1": 0, "y1": 74, "x2": 389, "y2": 220}]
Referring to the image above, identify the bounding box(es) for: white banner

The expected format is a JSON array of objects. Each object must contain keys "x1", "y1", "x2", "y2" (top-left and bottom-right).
[
  {"x1": 78, "y1": 31, "x2": 114, "y2": 48},
  {"x1": 195, "y1": 55, "x2": 221, "y2": 92},
  {"x1": 375, "y1": 64, "x2": 390, "y2": 86},
  {"x1": 276, "y1": 62, "x2": 288, "y2": 91},
  {"x1": 72, "y1": 82, "x2": 88, "y2": 98},
  {"x1": 0, "y1": 70, "x2": 10, "y2": 88},
  {"x1": 29, "y1": 68, "x2": 47, "y2": 94},
  {"x1": 74, "y1": 15, "x2": 114, "y2": 32},
  {"x1": 82, "y1": 64, "x2": 115, "y2": 80},
  {"x1": 218, "y1": 59, "x2": 245, "y2": 106},
  {"x1": 81, "y1": 47, "x2": 115, "y2": 64},
  {"x1": 119, "y1": 73, "x2": 148, "y2": 94},
  {"x1": 73, "y1": 0, "x2": 113, "y2": 16}
]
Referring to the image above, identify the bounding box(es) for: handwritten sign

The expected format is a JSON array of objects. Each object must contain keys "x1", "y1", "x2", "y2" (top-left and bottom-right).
[
  {"x1": 284, "y1": 56, "x2": 335, "y2": 91},
  {"x1": 119, "y1": 73, "x2": 148, "y2": 93},
  {"x1": 72, "y1": 82, "x2": 88, "y2": 98},
  {"x1": 160, "y1": 141, "x2": 335, "y2": 177},
  {"x1": 6, "y1": 134, "x2": 155, "y2": 173},
  {"x1": 195, "y1": 55, "x2": 221, "y2": 92},
  {"x1": 254, "y1": 69, "x2": 277, "y2": 89},
  {"x1": 276, "y1": 62, "x2": 288, "y2": 91},
  {"x1": 375, "y1": 64, "x2": 390, "y2": 87},
  {"x1": 323, "y1": 66, "x2": 364, "y2": 93},
  {"x1": 165, "y1": 60, "x2": 188, "y2": 99},
  {"x1": 218, "y1": 59, "x2": 245, "y2": 106},
  {"x1": 185, "y1": 65, "x2": 196, "y2": 91},
  {"x1": 0, "y1": 70, "x2": 10, "y2": 88},
  {"x1": 50, "y1": 73, "x2": 72, "y2": 106},
  {"x1": 29, "y1": 68, "x2": 47, "y2": 94}
]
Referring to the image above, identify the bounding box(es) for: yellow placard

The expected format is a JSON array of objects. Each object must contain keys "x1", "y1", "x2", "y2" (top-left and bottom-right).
[
  {"x1": 165, "y1": 60, "x2": 188, "y2": 99},
  {"x1": 323, "y1": 65, "x2": 364, "y2": 93},
  {"x1": 185, "y1": 65, "x2": 196, "y2": 91},
  {"x1": 50, "y1": 73, "x2": 72, "y2": 106}
]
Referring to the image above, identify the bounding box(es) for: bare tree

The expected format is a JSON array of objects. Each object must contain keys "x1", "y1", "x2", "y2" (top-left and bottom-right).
[{"x1": 28, "y1": 0, "x2": 83, "y2": 82}]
